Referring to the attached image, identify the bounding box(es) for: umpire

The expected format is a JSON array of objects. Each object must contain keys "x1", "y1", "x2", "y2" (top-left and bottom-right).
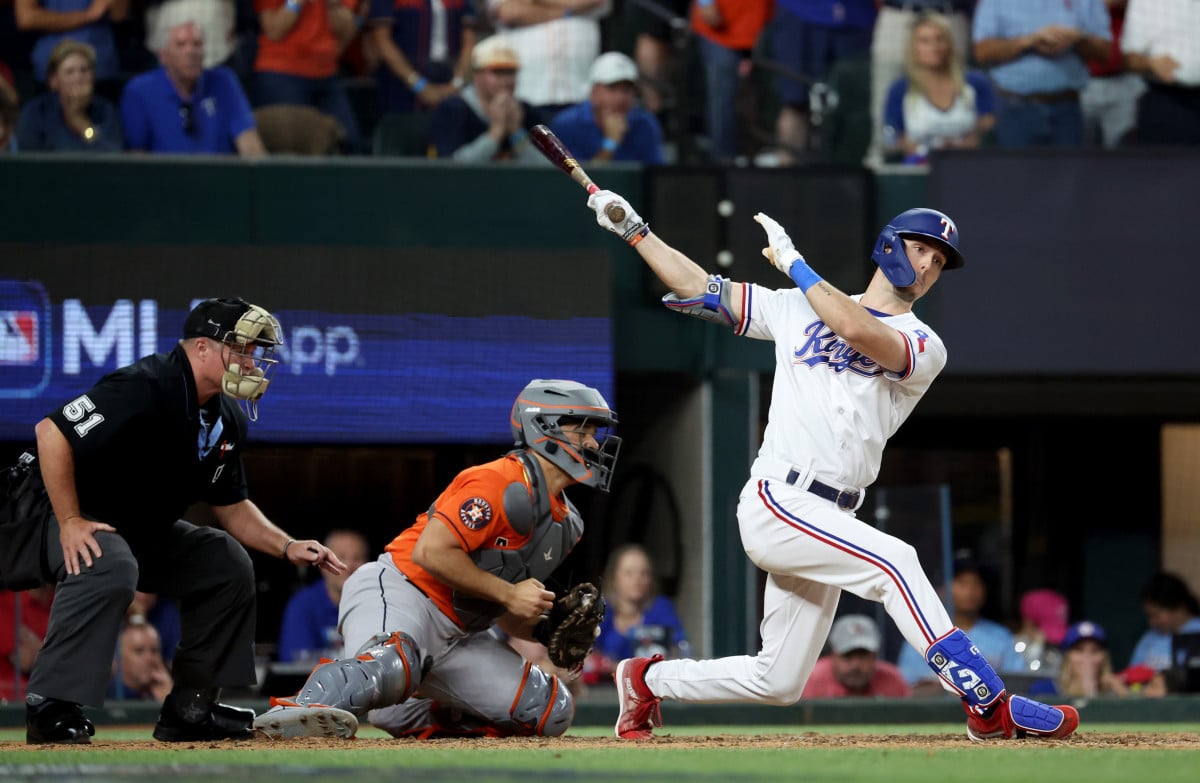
[{"x1": 0, "y1": 297, "x2": 347, "y2": 745}]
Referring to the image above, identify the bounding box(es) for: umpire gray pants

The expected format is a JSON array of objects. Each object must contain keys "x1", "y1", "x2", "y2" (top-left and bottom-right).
[{"x1": 26, "y1": 516, "x2": 257, "y2": 707}]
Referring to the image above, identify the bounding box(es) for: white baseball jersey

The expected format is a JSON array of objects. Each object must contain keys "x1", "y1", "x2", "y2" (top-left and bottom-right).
[
  {"x1": 745, "y1": 286, "x2": 947, "y2": 490},
  {"x1": 643, "y1": 282, "x2": 959, "y2": 707}
]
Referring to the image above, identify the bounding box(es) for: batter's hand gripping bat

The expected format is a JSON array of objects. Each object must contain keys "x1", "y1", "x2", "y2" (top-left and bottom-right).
[{"x1": 529, "y1": 124, "x2": 627, "y2": 223}]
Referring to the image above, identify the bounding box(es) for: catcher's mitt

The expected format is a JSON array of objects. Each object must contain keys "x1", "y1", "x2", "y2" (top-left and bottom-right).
[{"x1": 535, "y1": 582, "x2": 606, "y2": 672}]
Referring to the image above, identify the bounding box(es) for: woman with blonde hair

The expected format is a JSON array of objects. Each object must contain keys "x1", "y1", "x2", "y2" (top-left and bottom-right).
[
  {"x1": 16, "y1": 39, "x2": 123, "y2": 152},
  {"x1": 583, "y1": 543, "x2": 688, "y2": 685},
  {"x1": 881, "y1": 12, "x2": 996, "y2": 164}
]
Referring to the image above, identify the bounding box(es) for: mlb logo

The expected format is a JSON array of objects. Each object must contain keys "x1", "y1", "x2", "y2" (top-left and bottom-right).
[
  {"x1": 0, "y1": 279, "x2": 52, "y2": 398},
  {"x1": 0, "y1": 310, "x2": 38, "y2": 364}
]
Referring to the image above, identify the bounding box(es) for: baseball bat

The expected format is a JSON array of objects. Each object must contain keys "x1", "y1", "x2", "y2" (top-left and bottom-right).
[{"x1": 529, "y1": 125, "x2": 627, "y2": 223}]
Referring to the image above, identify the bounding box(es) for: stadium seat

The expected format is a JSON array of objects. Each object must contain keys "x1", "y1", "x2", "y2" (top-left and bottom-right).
[
  {"x1": 371, "y1": 112, "x2": 434, "y2": 158},
  {"x1": 254, "y1": 105, "x2": 345, "y2": 156}
]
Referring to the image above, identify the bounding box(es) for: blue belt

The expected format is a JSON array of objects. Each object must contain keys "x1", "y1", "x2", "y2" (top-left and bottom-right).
[{"x1": 785, "y1": 469, "x2": 861, "y2": 511}]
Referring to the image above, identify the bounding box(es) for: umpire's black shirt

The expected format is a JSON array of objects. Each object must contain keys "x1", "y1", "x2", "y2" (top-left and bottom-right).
[{"x1": 43, "y1": 344, "x2": 249, "y2": 546}]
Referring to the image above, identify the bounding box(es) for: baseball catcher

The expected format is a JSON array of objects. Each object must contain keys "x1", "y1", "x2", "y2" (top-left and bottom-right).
[
  {"x1": 254, "y1": 379, "x2": 621, "y2": 741},
  {"x1": 535, "y1": 583, "x2": 606, "y2": 673}
]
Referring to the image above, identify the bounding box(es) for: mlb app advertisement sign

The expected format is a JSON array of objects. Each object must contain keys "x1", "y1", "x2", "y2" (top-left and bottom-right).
[
  {"x1": 0, "y1": 280, "x2": 52, "y2": 398},
  {"x1": 0, "y1": 246, "x2": 613, "y2": 444}
]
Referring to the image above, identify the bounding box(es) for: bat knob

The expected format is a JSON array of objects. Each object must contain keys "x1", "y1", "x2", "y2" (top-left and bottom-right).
[{"x1": 605, "y1": 204, "x2": 626, "y2": 223}]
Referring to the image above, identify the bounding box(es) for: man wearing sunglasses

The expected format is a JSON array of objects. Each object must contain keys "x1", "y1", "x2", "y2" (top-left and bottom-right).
[{"x1": 120, "y1": 20, "x2": 266, "y2": 157}]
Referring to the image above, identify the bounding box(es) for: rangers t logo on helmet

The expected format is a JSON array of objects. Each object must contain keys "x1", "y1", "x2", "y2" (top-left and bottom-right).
[{"x1": 870, "y1": 208, "x2": 965, "y2": 288}]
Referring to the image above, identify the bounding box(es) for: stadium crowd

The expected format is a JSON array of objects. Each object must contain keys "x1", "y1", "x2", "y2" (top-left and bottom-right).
[{"x1": 0, "y1": 1, "x2": 1195, "y2": 159}]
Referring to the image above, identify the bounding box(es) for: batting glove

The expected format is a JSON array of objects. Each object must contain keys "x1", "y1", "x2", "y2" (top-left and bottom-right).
[
  {"x1": 754, "y1": 212, "x2": 822, "y2": 293},
  {"x1": 753, "y1": 212, "x2": 801, "y2": 273},
  {"x1": 588, "y1": 190, "x2": 650, "y2": 246}
]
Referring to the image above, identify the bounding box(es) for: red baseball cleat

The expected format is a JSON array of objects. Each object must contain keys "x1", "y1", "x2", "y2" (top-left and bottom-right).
[
  {"x1": 964, "y1": 693, "x2": 1079, "y2": 741},
  {"x1": 615, "y1": 655, "x2": 663, "y2": 740}
]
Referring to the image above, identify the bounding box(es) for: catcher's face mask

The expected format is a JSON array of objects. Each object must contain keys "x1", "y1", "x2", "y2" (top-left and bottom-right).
[
  {"x1": 217, "y1": 305, "x2": 283, "y2": 421},
  {"x1": 511, "y1": 379, "x2": 621, "y2": 491}
]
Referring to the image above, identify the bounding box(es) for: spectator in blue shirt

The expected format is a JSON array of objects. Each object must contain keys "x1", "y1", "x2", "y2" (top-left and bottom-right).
[
  {"x1": 771, "y1": 0, "x2": 875, "y2": 164},
  {"x1": 551, "y1": 51, "x2": 664, "y2": 165},
  {"x1": 583, "y1": 543, "x2": 688, "y2": 685},
  {"x1": 120, "y1": 19, "x2": 266, "y2": 156},
  {"x1": 17, "y1": 39, "x2": 123, "y2": 152},
  {"x1": 897, "y1": 556, "x2": 1025, "y2": 693},
  {"x1": 881, "y1": 12, "x2": 995, "y2": 165},
  {"x1": 972, "y1": 0, "x2": 1112, "y2": 147},
  {"x1": 1128, "y1": 571, "x2": 1200, "y2": 673},
  {"x1": 16, "y1": 0, "x2": 126, "y2": 95},
  {"x1": 277, "y1": 529, "x2": 370, "y2": 663},
  {"x1": 367, "y1": 0, "x2": 475, "y2": 116}
]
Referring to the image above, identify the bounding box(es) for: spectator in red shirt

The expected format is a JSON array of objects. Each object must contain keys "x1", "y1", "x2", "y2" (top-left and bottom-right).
[
  {"x1": 690, "y1": 0, "x2": 772, "y2": 162},
  {"x1": 0, "y1": 61, "x2": 18, "y2": 153},
  {"x1": 801, "y1": 614, "x2": 911, "y2": 699},
  {"x1": 1082, "y1": 0, "x2": 1144, "y2": 148},
  {"x1": 255, "y1": 0, "x2": 363, "y2": 152},
  {"x1": 1, "y1": 588, "x2": 54, "y2": 702}
]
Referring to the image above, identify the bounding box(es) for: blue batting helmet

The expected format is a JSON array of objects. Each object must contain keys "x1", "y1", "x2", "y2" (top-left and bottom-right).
[{"x1": 870, "y1": 208, "x2": 965, "y2": 287}]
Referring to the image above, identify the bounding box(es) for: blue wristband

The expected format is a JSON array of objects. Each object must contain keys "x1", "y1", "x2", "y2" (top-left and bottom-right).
[
  {"x1": 509, "y1": 129, "x2": 528, "y2": 147},
  {"x1": 697, "y1": 0, "x2": 715, "y2": 7},
  {"x1": 787, "y1": 258, "x2": 822, "y2": 293},
  {"x1": 285, "y1": 0, "x2": 302, "y2": 12},
  {"x1": 411, "y1": 76, "x2": 429, "y2": 94},
  {"x1": 601, "y1": 137, "x2": 619, "y2": 153}
]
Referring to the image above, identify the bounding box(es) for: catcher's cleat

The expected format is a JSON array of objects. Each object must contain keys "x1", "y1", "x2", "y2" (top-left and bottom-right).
[
  {"x1": 153, "y1": 695, "x2": 255, "y2": 742},
  {"x1": 26, "y1": 699, "x2": 95, "y2": 745},
  {"x1": 614, "y1": 654, "x2": 663, "y2": 740},
  {"x1": 964, "y1": 693, "x2": 1079, "y2": 741},
  {"x1": 253, "y1": 700, "x2": 359, "y2": 740}
]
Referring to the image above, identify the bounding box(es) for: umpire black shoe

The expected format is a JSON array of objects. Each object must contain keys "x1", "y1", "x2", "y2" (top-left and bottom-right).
[
  {"x1": 153, "y1": 693, "x2": 255, "y2": 742},
  {"x1": 26, "y1": 699, "x2": 95, "y2": 745}
]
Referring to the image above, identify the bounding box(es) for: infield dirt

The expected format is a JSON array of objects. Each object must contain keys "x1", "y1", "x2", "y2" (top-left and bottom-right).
[{"x1": 4, "y1": 732, "x2": 1200, "y2": 752}]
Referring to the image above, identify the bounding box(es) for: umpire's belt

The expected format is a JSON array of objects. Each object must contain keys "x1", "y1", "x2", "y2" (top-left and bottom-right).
[{"x1": 785, "y1": 469, "x2": 862, "y2": 511}]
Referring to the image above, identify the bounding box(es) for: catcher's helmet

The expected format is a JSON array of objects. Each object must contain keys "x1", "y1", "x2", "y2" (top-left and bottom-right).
[
  {"x1": 870, "y1": 208, "x2": 964, "y2": 287},
  {"x1": 511, "y1": 379, "x2": 621, "y2": 492}
]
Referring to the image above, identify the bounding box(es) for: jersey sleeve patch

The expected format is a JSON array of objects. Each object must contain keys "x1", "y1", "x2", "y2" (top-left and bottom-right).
[
  {"x1": 458, "y1": 497, "x2": 494, "y2": 530},
  {"x1": 883, "y1": 327, "x2": 945, "y2": 387}
]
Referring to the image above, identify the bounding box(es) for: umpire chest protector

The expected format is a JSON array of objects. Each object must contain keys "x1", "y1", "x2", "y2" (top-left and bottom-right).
[{"x1": 452, "y1": 451, "x2": 584, "y2": 631}]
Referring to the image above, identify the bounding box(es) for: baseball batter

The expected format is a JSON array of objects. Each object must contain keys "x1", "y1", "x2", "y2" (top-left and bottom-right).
[
  {"x1": 253, "y1": 379, "x2": 620, "y2": 740},
  {"x1": 585, "y1": 189, "x2": 1079, "y2": 742}
]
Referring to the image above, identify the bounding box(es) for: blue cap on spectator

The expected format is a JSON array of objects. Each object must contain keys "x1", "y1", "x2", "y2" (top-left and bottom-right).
[{"x1": 1062, "y1": 621, "x2": 1106, "y2": 650}]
